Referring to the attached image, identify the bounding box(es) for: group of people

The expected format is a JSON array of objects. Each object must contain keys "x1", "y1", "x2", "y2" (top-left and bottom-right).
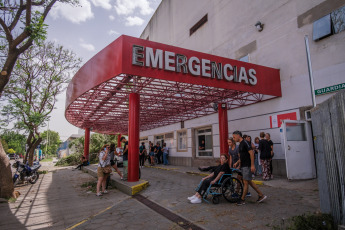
[
  {"x1": 95, "y1": 137, "x2": 171, "y2": 196},
  {"x1": 95, "y1": 137, "x2": 128, "y2": 197},
  {"x1": 189, "y1": 130, "x2": 272, "y2": 205},
  {"x1": 143, "y1": 141, "x2": 170, "y2": 166},
  {"x1": 228, "y1": 132, "x2": 274, "y2": 181}
]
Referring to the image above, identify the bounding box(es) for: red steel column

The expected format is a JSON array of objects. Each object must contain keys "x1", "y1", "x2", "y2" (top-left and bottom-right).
[
  {"x1": 218, "y1": 103, "x2": 229, "y2": 156},
  {"x1": 84, "y1": 128, "x2": 90, "y2": 160},
  {"x1": 128, "y1": 93, "x2": 140, "y2": 182},
  {"x1": 117, "y1": 134, "x2": 122, "y2": 148}
]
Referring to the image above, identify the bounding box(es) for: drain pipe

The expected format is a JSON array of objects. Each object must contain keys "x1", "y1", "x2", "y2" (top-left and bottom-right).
[{"x1": 305, "y1": 35, "x2": 316, "y2": 108}]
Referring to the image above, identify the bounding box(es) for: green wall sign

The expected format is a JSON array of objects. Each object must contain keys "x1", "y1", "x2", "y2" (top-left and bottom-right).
[{"x1": 315, "y1": 83, "x2": 345, "y2": 96}]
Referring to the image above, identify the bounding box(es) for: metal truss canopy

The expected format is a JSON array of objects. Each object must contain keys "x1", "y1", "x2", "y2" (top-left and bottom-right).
[{"x1": 65, "y1": 35, "x2": 281, "y2": 134}]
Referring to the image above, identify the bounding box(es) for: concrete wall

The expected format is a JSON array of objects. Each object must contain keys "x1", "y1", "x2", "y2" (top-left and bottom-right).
[{"x1": 139, "y1": 0, "x2": 345, "y2": 175}]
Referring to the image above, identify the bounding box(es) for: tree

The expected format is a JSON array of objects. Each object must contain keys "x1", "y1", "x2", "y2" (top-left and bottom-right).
[
  {"x1": 0, "y1": 130, "x2": 26, "y2": 154},
  {"x1": 0, "y1": 138, "x2": 8, "y2": 152},
  {"x1": 0, "y1": 41, "x2": 81, "y2": 166},
  {"x1": 41, "y1": 130, "x2": 61, "y2": 156},
  {"x1": 0, "y1": 0, "x2": 79, "y2": 199}
]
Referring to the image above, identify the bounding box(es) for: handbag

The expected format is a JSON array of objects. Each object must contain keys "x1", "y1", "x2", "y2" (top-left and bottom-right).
[
  {"x1": 102, "y1": 165, "x2": 112, "y2": 174},
  {"x1": 100, "y1": 154, "x2": 112, "y2": 174}
]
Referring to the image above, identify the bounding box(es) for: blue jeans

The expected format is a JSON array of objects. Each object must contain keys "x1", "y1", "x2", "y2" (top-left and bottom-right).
[
  {"x1": 254, "y1": 154, "x2": 262, "y2": 175},
  {"x1": 163, "y1": 153, "x2": 169, "y2": 165}
]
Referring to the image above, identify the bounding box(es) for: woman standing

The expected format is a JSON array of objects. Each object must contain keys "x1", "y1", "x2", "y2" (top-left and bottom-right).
[
  {"x1": 227, "y1": 138, "x2": 239, "y2": 168},
  {"x1": 149, "y1": 143, "x2": 155, "y2": 166},
  {"x1": 265, "y1": 133, "x2": 274, "y2": 179},
  {"x1": 259, "y1": 132, "x2": 271, "y2": 180},
  {"x1": 97, "y1": 144, "x2": 111, "y2": 196},
  {"x1": 254, "y1": 137, "x2": 262, "y2": 176},
  {"x1": 106, "y1": 144, "x2": 123, "y2": 189}
]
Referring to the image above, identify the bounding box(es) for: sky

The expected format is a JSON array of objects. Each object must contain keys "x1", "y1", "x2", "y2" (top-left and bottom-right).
[{"x1": 43, "y1": 0, "x2": 162, "y2": 141}]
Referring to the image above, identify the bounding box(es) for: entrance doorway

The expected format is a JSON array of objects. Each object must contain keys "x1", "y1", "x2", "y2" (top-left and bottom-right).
[{"x1": 282, "y1": 120, "x2": 316, "y2": 180}]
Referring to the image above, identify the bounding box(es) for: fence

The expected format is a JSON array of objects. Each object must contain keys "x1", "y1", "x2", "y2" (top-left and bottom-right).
[{"x1": 311, "y1": 89, "x2": 345, "y2": 225}]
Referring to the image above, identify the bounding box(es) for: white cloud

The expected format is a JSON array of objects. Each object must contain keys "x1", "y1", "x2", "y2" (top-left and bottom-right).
[
  {"x1": 108, "y1": 29, "x2": 119, "y2": 36},
  {"x1": 109, "y1": 15, "x2": 115, "y2": 21},
  {"x1": 114, "y1": 0, "x2": 153, "y2": 16},
  {"x1": 79, "y1": 39, "x2": 95, "y2": 51},
  {"x1": 50, "y1": 0, "x2": 94, "y2": 24},
  {"x1": 125, "y1": 16, "x2": 144, "y2": 26},
  {"x1": 90, "y1": 0, "x2": 112, "y2": 10}
]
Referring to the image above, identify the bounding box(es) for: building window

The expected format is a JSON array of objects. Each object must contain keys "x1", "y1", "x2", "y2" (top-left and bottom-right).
[
  {"x1": 197, "y1": 127, "x2": 213, "y2": 157},
  {"x1": 313, "y1": 5, "x2": 345, "y2": 41},
  {"x1": 164, "y1": 132, "x2": 174, "y2": 148},
  {"x1": 154, "y1": 134, "x2": 164, "y2": 146},
  {"x1": 190, "y1": 14, "x2": 208, "y2": 36},
  {"x1": 239, "y1": 55, "x2": 249, "y2": 62},
  {"x1": 177, "y1": 130, "x2": 187, "y2": 151}
]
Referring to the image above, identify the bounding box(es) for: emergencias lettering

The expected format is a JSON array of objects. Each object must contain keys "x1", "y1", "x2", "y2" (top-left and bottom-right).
[{"x1": 132, "y1": 45, "x2": 257, "y2": 86}]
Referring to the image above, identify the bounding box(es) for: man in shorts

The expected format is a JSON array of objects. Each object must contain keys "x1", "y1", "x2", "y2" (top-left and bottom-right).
[{"x1": 233, "y1": 130, "x2": 267, "y2": 205}]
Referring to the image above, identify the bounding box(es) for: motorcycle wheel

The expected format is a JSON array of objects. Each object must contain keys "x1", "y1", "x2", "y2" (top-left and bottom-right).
[{"x1": 29, "y1": 171, "x2": 39, "y2": 184}]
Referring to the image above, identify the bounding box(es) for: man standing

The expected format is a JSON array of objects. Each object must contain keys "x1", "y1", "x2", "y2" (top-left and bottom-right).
[
  {"x1": 121, "y1": 136, "x2": 128, "y2": 181},
  {"x1": 233, "y1": 130, "x2": 267, "y2": 205}
]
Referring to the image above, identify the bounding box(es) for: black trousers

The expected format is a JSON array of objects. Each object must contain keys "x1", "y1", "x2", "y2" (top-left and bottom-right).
[
  {"x1": 139, "y1": 154, "x2": 145, "y2": 166},
  {"x1": 197, "y1": 178, "x2": 214, "y2": 196}
]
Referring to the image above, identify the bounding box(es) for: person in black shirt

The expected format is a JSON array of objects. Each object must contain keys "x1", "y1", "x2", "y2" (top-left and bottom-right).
[
  {"x1": 233, "y1": 130, "x2": 267, "y2": 205},
  {"x1": 198, "y1": 139, "x2": 205, "y2": 150},
  {"x1": 149, "y1": 142, "x2": 155, "y2": 166},
  {"x1": 188, "y1": 155, "x2": 231, "y2": 204},
  {"x1": 259, "y1": 132, "x2": 272, "y2": 180},
  {"x1": 155, "y1": 143, "x2": 162, "y2": 164},
  {"x1": 121, "y1": 136, "x2": 128, "y2": 180}
]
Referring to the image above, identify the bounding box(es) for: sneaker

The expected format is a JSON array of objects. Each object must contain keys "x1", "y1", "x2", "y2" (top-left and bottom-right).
[
  {"x1": 231, "y1": 193, "x2": 239, "y2": 198},
  {"x1": 190, "y1": 197, "x2": 202, "y2": 204},
  {"x1": 236, "y1": 199, "x2": 245, "y2": 206},
  {"x1": 96, "y1": 192, "x2": 103, "y2": 196},
  {"x1": 246, "y1": 192, "x2": 252, "y2": 197},
  {"x1": 188, "y1": 195, "x2": 197, "y2": 201},
  {"x1": 257, "y1": 195, "x2": 267, "y2": 203},
  {"x1": 102, "y1": 190, "x2": 108, "y2": 194},
  {"x1": 120, "y1": 176, "x2": 123, "y2": 180}
]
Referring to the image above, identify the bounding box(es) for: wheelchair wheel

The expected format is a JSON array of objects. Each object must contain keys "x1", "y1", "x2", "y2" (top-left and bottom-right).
[
  {"x1": 212, "y1": 195, "x2": 220, "y2": 204},
  {"x1": 222, "y1": 177, "x2": 243, "y2": 203}
]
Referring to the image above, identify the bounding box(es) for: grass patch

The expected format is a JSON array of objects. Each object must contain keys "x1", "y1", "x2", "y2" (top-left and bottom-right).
[
  {"x1": 38, "y1": 170, "x2": 48, "y2": 174},
  {"x1": 272, "y1": 213, "x2": 335, "y2": 230},
  {"x1": 40, "y1": 158, "x2": 53, "y2": 162},
  {"x1": 81, "y1": 181, "x2": 98, "y2": 193},
  {"x1": 8, "y1": 197, "x2": 17, "y2": 203}
]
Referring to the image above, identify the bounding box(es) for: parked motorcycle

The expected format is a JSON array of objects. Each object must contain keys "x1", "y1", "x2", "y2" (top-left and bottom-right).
[{"x1": 12, "y1": 161, "x2": 41, "y2": 186}]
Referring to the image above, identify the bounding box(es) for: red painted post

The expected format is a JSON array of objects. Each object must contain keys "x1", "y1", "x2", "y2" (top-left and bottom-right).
[
  {"x1": 128, "y1": 93, "x2": 140, "y2": 182},
  {"x1": 218, "y1": 103, "x2": 229, "y2": 156},
  {"x1": 117, "y1": 134, "x2": 122, "y2": 148},
  {"x1": 84, "y1": 128, "x2": 90, "y2": 160}
]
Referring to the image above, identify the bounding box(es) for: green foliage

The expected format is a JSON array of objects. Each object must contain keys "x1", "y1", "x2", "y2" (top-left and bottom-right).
[
  {"x1": 0, "y1": 131, "x2": 26, "y2": 154},
  {"x1": 272, "y1": 213, "x2": 335, "y2": 230},
  {"x1": 55, "y1": 152, "x2": 82, "y2": 166},
  {"x1": 40, "y1": 158, "x2": 52, "y2": 162},
  {"x1": 0, "y1": 139, "x2": 9, "y2": 152},
  {"x1": 41, "y1": 130, "x2": 61, "y2": 156},
  {"x1": 25, "y1": 11, "x2": 48, "y2": 45},
  {"x1": 0, "y1": 42, "x2": 81, "y2": 160},
  {"x1": 7, "y1": 148, "x2": 15, "y2": 154}
]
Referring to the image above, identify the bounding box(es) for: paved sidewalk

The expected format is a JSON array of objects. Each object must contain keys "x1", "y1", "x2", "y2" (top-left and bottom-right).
[{"x1": 0, "y1": 162, "x2": 320, "y2": 230}]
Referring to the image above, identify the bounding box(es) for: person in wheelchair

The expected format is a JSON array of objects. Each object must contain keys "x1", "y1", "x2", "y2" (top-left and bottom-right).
[{"x1": 188, "y1": 154, "x2": 231, "y2": 204}]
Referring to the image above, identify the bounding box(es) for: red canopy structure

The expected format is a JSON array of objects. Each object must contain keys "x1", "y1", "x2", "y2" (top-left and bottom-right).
[{"x1": 65, "y1": 35, "x2": 281, "y2": 181}]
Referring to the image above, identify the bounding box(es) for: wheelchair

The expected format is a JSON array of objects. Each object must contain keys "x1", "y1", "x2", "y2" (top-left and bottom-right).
[{"x1": 195, "y1": 168, "x2": 243, "y2": 204}]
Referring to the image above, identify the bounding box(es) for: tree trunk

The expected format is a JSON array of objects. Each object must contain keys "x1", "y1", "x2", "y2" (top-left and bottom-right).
[
  {"x1": 0, "y1": 138, "x2": 15, "y2": 199},
  {"x1": 27, "y1": 137, "x2": 42, "y2": 166},
  {"x1": 0, "y1": 50, "x2": 18, "y2": 95}
]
